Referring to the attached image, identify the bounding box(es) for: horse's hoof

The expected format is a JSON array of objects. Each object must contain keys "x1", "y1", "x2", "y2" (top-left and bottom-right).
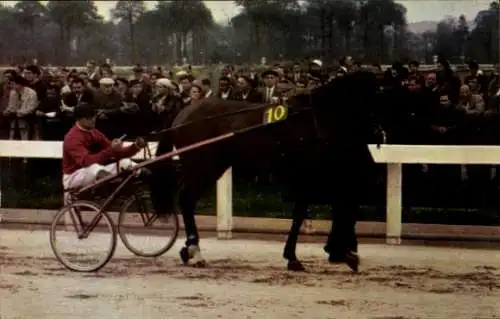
[
  {"x1": 287, "y1": 260, "x2": 306, "y2": 272},
  {"x1": 344, "y1": 251, "x2": 360, "y2": 273},
  {"x1": 179, "y1": 246, "x2": 190, "y2": 264},
  {"x1": 328, "y1": 253, "x2": 344, "y2": 264},
  {"x1": 328, "y1": 251, "x2": 360, "y2": 273},
  {"x1": 193, "y1": 259, "x2": 207, "y2": 268}
]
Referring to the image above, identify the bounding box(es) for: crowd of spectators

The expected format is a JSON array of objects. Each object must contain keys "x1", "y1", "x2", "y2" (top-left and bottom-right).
[
  {"x1": 0, "y1": 57, "x2": 499, "y2": 147},
  {"x1": 377, "y1": 58, "x2": 500, "y2": 146},
  {"x1": 0, "y1": 59, "x2": 323, "y2": 142}
]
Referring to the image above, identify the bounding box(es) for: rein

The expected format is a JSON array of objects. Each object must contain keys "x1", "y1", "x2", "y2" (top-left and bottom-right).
[{"x1": 146, "y1": 100, "x2": 313, "y2": 140}]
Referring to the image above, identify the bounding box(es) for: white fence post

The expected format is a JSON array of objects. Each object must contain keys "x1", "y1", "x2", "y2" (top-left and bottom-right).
[
  {"x1": 216, "y1": 167, "x2": 233, "y2": 239},
  {"x1": 386, "y1": 163, "x2": 402, "y2": 244}
]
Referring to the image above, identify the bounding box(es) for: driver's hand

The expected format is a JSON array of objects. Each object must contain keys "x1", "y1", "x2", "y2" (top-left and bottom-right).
[
  {"x1": 111, "y1": 139, "x2": 123, "y2": 152},
  {"x1": 134, "y1": 137, "x2": 147, "y2": 148}
]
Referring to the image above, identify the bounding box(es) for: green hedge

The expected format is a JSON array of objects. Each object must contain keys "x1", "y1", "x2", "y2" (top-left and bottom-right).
[{"x1": 3, "y1": 174, "x2": 500, "y2": 226}]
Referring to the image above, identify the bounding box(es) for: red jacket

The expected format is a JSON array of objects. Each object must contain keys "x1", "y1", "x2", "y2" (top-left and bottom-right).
[{"x1": 62, "y1": 124, "x2": 139, "y2": 175}]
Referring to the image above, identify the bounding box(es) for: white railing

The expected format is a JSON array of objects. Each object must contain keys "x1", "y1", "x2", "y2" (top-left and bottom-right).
[
  {"x1": 1, "y1": 140, "x2": 499, "y2": 244},
  {"x1": 368, "y1": 144, "x2": 500, "y2": 244},
  {"x1": 0, "y1": 140, "x2": 233, "y2": 239}
]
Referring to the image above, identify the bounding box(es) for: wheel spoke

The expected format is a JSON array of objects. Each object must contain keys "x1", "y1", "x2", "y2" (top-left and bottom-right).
[
  {"x1": 49, "y1": 201, "x2": 117, "y2": 272},
  {"x1": 118, "y1": 194, "x2": 179, "y2": 257}
]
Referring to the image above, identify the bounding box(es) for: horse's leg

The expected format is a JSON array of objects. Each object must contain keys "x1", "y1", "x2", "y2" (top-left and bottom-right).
[
  {"x1": 178, "y1": 188, "x2": 206, "y2": 267},
  {"x1": 283, "y1": 201, "x2": 309, "y2": 271},
  {"x1": 324, "y1": 187, "x2": 359, "y2": 272}
]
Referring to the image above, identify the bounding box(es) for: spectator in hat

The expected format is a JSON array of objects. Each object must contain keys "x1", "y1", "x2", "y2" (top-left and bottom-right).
[
  {"x1": 201, "y1": 78, "x2": 213, "y2": 98},
  {"x1": 217, "y1": 76, "x2": 237, "y2": 100},
  {"x1": 289, "y1": 62, "x2": 308, "y2": 87},
  {"x1": 124, "y1": 79, "x2": 152, "y2": 138},
  {"x1": 128, "y1": 65, "x2": 144, "y2": 82},
  {"x1": 150, "y1": 77, "x2": 183, "y2": 131},
  {"x1": 465, "y1": 60, "x2": 486, "y2": 95},
  {"x1": 3, "y1": 74, "x2": 38, "y2": 140},
  {"x1": 86, "y1": 60, "x2": 100, "y2": 81},
  {"x1": 235, "y1": 75, "x2": 262, "y2": 102},
  {"x1": 177, "y1": 72, "x2": 193, "y2": 95},
  {"x1": 94, "y1": 77, "x2": 123, "y2": 137},
  {"x1": 336, "y1": 56, "x2": 352, "y2": 77},
  {"x1": 185, "y1": 80, "x2": 205, "y2": 106},
  {"x1": 259, "y1": 69, "x2": 282, "y2": 103},
  {"x1": 437, "y1": 57, "x2": 461, "y2": 102},
  {"x1": 37, "y1": 84, "x2": 66, "y2": 141},
  {"x1": 115, "y1": 77, "x2": 129, "y2": 99},
  {"x1": 409, "y1": 60, "x2": 425, "y2": 87},
  {"x1": 100, "y1": 64, "x2": 114, "y2": 79}
]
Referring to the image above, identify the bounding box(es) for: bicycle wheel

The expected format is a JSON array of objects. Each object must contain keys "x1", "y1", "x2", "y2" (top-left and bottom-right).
[
  {"x1": 118, "y1": 193, "x2": 179, "y2": 257},
  {"x1": 49, "y1": 200, "x2": 117, "y2": 272}
]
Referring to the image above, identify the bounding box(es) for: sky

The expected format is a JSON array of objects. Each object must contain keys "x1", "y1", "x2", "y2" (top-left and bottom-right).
[{"x1": 0, "y1": 0, "x2": 493, "y2": 23}]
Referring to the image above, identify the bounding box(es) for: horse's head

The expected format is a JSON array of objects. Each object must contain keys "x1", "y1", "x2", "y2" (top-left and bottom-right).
[{"x1": 315, "y1": 70, "x2": 378, "y2": 113}]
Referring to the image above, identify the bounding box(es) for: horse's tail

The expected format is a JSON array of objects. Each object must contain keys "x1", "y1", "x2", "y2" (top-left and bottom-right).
[{"x1": 148, "y1": 132, "x2": 180, "y2": 215}]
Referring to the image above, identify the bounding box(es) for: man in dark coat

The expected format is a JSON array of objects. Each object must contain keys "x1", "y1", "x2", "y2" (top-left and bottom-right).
[
  {"x1": 62, "y1": 77, "x2": 95, "y2": 110},
  {"x1": 258, "y1": 69, "x2": 283, "y2": 103},
  {"x1": 216, "y1": 76, "x2": 238, "y2": 100},
  {"x1": 234, "y1": 75, "x2": 263, "y2": 103}
]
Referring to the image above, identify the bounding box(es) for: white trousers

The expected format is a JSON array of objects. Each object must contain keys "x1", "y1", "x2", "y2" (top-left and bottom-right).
[{"x1": 62, "y1": 158, "x2": 137, "y2": 190}]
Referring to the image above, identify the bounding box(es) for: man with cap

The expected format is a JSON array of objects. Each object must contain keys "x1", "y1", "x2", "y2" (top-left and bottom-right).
[
  {"x1": 289, "y1": 62, "x2": 308, "y2": 87},
  {"x1": 216, "y1": 76, "x2": 236, "y2": 100},
  {"x1": 62, "y1": 102, "x2": 147, "y2": 190},
  {"x1": 408, "y1": 60, "x2": 425, "y2": 87},
  {"x1": 308, "y1": 59, "x2": 329, "y2": 84},
  {"x1": 94, "y1": 77, "x2": 124, "y2": 136},
  {"x1": 234, "y1": 75, "x2": 262, "y2": 102},
  {"x1": 259, "y1": 69, "x2": 282, "y2": 103},
  {"x1": 336, "y1": 56, "x2": 353, "y2": 77},
  {"x1": 128, "y1": 65, "x2": 144, "y2": 82}
]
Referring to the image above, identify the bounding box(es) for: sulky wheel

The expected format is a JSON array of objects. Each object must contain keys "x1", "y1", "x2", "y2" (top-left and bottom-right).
[
  {"x1": 49, "y1": 200, "x2": 117, "y2": 272},
  {"x1": 118, "y1": 193, "x2": 179, "y2": 257}
]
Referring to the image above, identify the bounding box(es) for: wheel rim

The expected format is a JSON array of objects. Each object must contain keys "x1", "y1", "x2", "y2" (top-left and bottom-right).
[
  {"x1": 118, "y1": 194, "x2": 179, "y2": 257},
  {"x1": 50, "y1": 201, "x2": 117, "y2": 272}
]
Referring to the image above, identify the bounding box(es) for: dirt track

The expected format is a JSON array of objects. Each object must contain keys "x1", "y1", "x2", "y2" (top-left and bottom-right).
[{"x1": 1, "y1": 229, "x2": 499, "y2": 319}]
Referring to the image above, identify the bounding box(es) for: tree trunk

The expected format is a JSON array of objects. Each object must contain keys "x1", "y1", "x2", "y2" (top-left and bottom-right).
[
  {"x1": 58, "y1": 27, "x2": 65, "y2": 65},
  {"x1": 252, "y1": 21, "x2": 261, "y2": 63},
  {"x1": 181, "y1": 32, "x2": 188, "y2": 63},
  {"x1": 175, "y1": 33, "x2": 182, "y2": 64},
  {"x1": 326, "y1": 15, "x2": 334, "y2": 61},
  {"x1": 29, "y1": 24, "x2": 37, "y2": 61},
  {"x1": 379, "y1": 25, "x2": 385, "y2": 63},
  {"x1": 345, "y1": 28, "x2": 352, "y2": 54},
  {"x1": 362, "y1": 24, "x2": 370, "y2": 61},
  {"x1": 129, "y1": 20, "x2": 136, "y2": 64},
  {"x1": 320, "y1": 9, "x2": 327, "y2": 58}
]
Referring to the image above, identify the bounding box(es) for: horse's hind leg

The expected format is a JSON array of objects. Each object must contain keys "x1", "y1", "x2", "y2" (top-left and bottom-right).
[
  {"x1": 283, "y1": 201, "x2": 309, "y2": 271},
  {"x1": 178, "y1": 189, "x2": 206, "y2": 267}
]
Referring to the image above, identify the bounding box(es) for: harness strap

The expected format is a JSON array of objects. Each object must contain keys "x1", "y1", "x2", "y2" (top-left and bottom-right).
[{"x1": 306, "y1": 90, "x2": 327, "y2": 139}]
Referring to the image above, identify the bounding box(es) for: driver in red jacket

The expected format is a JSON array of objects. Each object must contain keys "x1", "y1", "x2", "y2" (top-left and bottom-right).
[{"x1": 62, "y1": 102, "x2": 147, "y2": 190}]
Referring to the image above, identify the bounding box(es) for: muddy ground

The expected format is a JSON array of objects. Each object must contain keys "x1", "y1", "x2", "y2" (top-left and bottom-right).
[{"x1": 1, "y1": 229, "x2": 499, "y2": 319}]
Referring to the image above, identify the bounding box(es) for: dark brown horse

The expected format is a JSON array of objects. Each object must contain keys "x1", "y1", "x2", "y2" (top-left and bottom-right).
[{"x1": 148, "y1": 71, "x2": 383, "y2": 272}]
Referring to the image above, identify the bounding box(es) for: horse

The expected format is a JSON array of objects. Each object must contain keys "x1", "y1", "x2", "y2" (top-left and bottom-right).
[{"x1": 148, "y1": 71, "x2": 384, "y2": 272}]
